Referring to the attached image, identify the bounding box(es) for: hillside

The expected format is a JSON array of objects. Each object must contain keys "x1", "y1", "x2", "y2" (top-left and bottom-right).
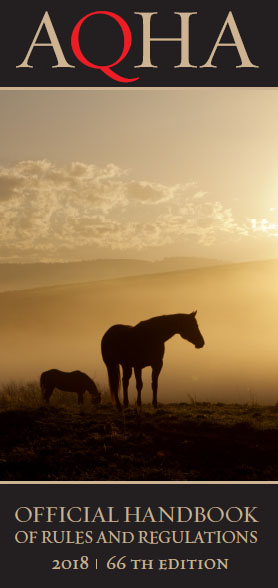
[
  {"x1": 0, "y1": 259, "x2": 277, "y2": 405},
  {"x1": 0, "y1": 257, "x2": 224, "y2": 292}
]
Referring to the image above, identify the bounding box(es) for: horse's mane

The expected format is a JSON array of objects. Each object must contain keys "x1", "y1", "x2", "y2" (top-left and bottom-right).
[{"x1": 135, "y1": 313, "x2": 189, "y2": 329}]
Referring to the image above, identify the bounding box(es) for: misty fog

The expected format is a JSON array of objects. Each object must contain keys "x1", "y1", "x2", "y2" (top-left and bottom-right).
[{"x1": 0, "y1": 259, "x2": 277, "y2": 405}]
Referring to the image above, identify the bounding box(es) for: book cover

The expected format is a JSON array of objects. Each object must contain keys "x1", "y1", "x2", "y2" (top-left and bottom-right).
[{"x1": 0, "y1": 1, "x2": 277, "y2": 585}]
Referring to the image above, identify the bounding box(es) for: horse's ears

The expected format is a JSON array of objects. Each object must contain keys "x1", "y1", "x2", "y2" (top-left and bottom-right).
[{"x1": 192, "y1": 310, "x2": 197, "y2": 316}]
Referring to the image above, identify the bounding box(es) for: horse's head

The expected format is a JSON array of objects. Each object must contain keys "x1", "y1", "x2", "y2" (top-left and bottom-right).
[
  {"x1": 88, "y1": 382, "x2": 101, "y2": 404},
  {"x1": 179, "y1": 311, "x2": 205, "y2": 349}
]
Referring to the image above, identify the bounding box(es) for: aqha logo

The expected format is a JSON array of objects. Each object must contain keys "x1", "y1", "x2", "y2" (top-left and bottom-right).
[{"x1": 16, "y1": 11, "x2": 259, "y2": 82}]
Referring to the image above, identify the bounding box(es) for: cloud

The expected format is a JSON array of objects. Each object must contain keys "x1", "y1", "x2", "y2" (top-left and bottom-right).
[
  {"x1": 127, "y1": 181, "x2": 176, "y2": 204},
  {"x1": 0, "y1": 175, "x2": 24, "y2": 201},
  {"x1": 0, "y1": 159, "x2": 250, "y2": 261}
]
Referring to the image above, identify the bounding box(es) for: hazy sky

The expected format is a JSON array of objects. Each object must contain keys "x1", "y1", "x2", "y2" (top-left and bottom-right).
[{"x1": 0, "y1": 88, "x2": 277, "y2": 262}]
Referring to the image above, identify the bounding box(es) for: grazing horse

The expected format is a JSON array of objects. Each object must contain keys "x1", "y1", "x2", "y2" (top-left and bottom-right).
[
  {"x1": 40, "y1": 369, "x2": 101, "y2": 405},
  {"x1": 101, "y1": 312, "x2": 205, "y2": 410}
]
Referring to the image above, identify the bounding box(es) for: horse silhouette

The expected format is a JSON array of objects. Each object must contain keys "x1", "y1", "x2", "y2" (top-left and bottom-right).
[
  {"x1": 40, "y1": 369, "x2": 101, "y2": 405},
  {"x1": 101, "y1": 312, "x2": 205, "y2": 410}
]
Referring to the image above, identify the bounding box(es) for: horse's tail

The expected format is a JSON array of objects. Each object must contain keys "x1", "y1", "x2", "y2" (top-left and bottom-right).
[
  {"x1": 39, "y1": 371, "x2": 49, "y2": 402},
  {"x1": 40, "y1": 371, "x2": 48, "y2": 394},
  {"x1": 106, "y1": 362, "x2": 121, "y2": 409}
]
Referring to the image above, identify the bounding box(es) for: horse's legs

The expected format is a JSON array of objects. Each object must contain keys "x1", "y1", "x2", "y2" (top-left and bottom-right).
[
  {"x1": 122, "y1": 365, "x2": 132, "y2": 408},
  {"x1": 151, "y1": 361, "x2": 163, "y2": 408},
  {"x1": 134, "y1": 367, "x2": 143, "y2": 406},
  {"x1": 77, "y1": 391, "x2": 84, "y2": 405}
]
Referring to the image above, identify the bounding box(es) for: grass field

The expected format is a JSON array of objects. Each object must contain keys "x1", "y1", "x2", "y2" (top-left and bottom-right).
[{"x1": 1, "y1": 382, "x2": 278, "y2": 481}]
